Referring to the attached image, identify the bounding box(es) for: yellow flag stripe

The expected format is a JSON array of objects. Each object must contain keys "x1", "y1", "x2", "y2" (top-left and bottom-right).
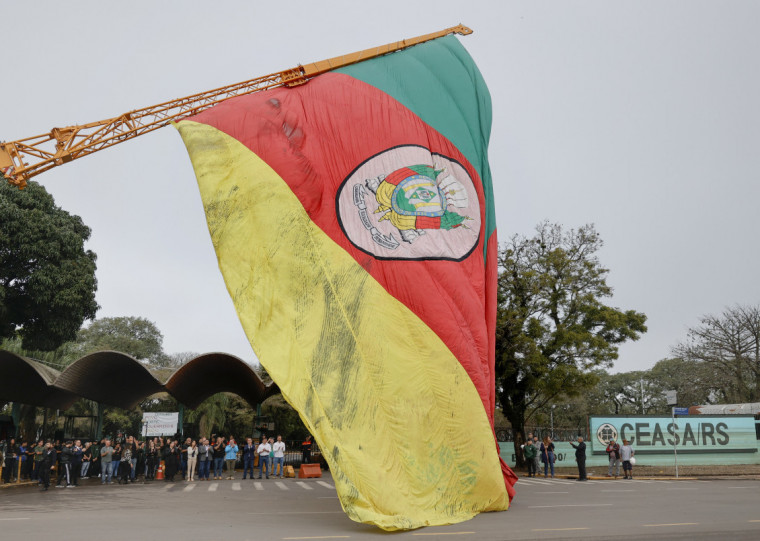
[{"x1": 176, "y1": 120, "x2": 508, "y2": 530}]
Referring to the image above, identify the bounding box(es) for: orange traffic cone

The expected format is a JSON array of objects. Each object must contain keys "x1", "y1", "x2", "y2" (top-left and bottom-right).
[{"x1": 156, "y1": 461, "x2": 164, "y2": 480}]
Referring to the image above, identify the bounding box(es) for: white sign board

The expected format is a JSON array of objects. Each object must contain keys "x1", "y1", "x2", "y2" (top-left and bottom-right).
[
  {"x1": 142, "y1": 412, "x2": 179, "y2": 437},
  {"x1": 665, "y1": 390, "x2": 678, "y2": 406}
]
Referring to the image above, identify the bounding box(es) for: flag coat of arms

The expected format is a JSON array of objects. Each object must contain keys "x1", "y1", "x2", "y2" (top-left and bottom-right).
[{"x1": 176, "y1": 34, "x2": 517, "y2": 530}]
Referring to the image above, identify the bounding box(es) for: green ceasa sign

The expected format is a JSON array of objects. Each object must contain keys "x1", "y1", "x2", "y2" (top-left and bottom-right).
[{"x1": 589, "y1": 416, "x2": 759, "y2": 466}]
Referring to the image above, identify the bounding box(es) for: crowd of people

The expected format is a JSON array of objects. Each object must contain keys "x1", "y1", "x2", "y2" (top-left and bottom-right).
[
  {"x1": 1, "y1": 433, "x2": 316, "y2": 491},
  {"x1": 520, "y1": 433, "x2": 636, "y2": 480}
]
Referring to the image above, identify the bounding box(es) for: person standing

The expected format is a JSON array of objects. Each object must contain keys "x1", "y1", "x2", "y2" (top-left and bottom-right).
[
  {"x1": 100, "y1": 438, "x2": 115, "y2": 484},
  {"x1": 2, "y1": 438, "x2": 19, "y2": 483},
  {"x1": 70, "y1": 440, "x2": 83, "y2": 486},
  {"x1": 80, "y1": 442, "x2": 92, "y2": 479},
  {"x1": 523, "y1": 437, "x2": 537, "y2": 477},
  {"x1": 163, "y1": 440, "x2": 180, "y2": 482},
  {"x1": 197, "y1": 438, "x2": 210, "y2": 481},
  {"x1": 301, "y1": 435, "x2": 312, "y2": 464},
  {"x1": 569, "y1": 436, "x2": 587, "y2": 481},
  {"x1": 118, "y1": 443, "x2": 132, "y2": 484},
  {"x1": 32, "y1": 439, "x2": 45, "y2": 481},
  {"x1": 145, "y1": 440, "x2": 157, "y2": 480},
  {"x1": 212, "y1": 437, "x2": 225, "y2": 480},
  {"x1": 540, "y1": 436, "x2": 555, "y2": 478},
  {"x1": 606, "y1": 438, "x2": 621, "y2": 478},
  {"x1": 56, "y1": 441, "x2": 74, "y2": 488},
  {"x1": 242, "y1": 438, "x2": 256, "y2": 480},
  {"x1": 180, "y1": 436, "x2": 192, "y2": 480},
  {"x1": 257, "y1": 437, "x2": 271, "y2": 479},
  {"x1": 186, "y1": 440, "x2": 198, "y2": 481},
  {"x1": 272, "y1": 435, "x2": 286, "y2": 479},
  {"x1": 620, "y1": 439, "x2": 635, "y2": 479},
  {"x1": 38, "y1": 441, "x2": 57, "y2": 491},
  {"x1": 225, "y1": 437, "x2": 239, "y2": 480}
]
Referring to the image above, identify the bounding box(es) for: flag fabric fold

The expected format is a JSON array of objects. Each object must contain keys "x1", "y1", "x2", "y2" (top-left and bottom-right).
[{"x1": 176, "y1": 34, "x2": 516, "y2": 530}]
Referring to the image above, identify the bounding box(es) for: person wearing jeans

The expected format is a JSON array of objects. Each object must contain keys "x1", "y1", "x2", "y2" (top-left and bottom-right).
[
  {"x1": 100, "y1": 439, "x2": 114, "y2": 484},
  {"x1": 212, "y1": 437, "x2": 225, "y2": 480}
]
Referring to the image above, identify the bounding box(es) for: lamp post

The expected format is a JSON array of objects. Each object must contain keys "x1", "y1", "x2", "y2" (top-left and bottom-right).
[{"x1": 550, "y1": 405, "x2": 556, "y2": 439}]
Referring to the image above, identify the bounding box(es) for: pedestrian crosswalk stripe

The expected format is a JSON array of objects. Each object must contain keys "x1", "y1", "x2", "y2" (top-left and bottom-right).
[
  {"x1": 296, "y1": 481, "x2": 314, "y2": 490},
  {"x1": 183, "y1": 484, "x2": 195, "y2": 492},
  {"x1": 275, "y1": 481, "x2": 289, "y2": 490},
  {"x1": 254, "y1": 482, "x2": 264, "y2": 491},
  {"x1": 208, "y1": 483, "x2": 218, "y2": 492},
  {"x1": 232, "y1": 482, "x2": 241, "y2": 491},
  {"x1": 317, "y1": 481, "x2": 334, "y2": 489}
]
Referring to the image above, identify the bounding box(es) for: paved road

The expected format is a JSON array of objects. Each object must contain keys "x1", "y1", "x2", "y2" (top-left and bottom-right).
[{"x1": 1, "y1": 474, "x2": 758, "y2": 540}]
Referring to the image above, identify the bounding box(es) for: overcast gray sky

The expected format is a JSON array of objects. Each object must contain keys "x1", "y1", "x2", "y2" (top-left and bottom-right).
[{"x1": 3, "y1": 1, "x2": 758, "y2": 373}]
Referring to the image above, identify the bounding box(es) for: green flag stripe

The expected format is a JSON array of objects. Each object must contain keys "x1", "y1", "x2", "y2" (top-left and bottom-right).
[{"x1": 336, "y1": 35, "x2": 496, "y2": 259}]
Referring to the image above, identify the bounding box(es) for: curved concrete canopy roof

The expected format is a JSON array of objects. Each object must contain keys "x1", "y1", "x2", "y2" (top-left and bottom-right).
[
  {"x1": 165, "y1": 352, "x2": 279, "y2": 409},
  {"x1": 0, "y1": 350, "x2": 78, "y2": 409},
  {"x1": 1, "y1": 349, "x2": 277, "y2": 411},
  {"x1": 54, "y1": 351, "x2": 166, "y2": 410}
]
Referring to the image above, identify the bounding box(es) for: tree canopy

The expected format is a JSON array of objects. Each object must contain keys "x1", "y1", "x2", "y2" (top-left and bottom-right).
[
  {"x1": 495, "y1": 222, "x2": 647, "y2": 464},
  {"x1": 673, "y1": 304, "x2": 760, "y2": 403},
  {"x1": 73, "y1": 316, "x2": 164, "y2": 363},
  {"x1": 0, "y1": 177, "x2": 99, "y2": 350}
]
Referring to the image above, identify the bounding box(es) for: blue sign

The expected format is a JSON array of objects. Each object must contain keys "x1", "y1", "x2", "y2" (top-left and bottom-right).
[{"x1": 674, "y1": 407, "x2": 690, "y2": 415}]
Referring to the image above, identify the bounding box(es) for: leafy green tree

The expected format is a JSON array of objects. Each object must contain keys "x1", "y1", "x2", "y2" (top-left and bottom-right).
[
  {"x1": 0, "y1": 177, "x2": 98, "y2": 350},
  {"x1": 647, "y1": 357, "x2": 716, "y2": 408},
  {"x1": 73, "y1": 316, "x2": 164, "y2": 363},
  {"x1": 186, "y1": 393, "x2": 228, "y2": 438},
  {"x1": 495, "y1": 222, "x2": 647, "y2": 467}
]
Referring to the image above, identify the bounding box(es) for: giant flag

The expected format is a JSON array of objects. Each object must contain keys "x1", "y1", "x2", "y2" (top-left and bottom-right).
[{"x1": 176, "y1": 34, "x2": 517, "y2": 530}]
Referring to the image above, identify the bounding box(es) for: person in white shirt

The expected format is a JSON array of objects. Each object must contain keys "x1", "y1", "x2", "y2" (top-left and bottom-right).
[
  {"x1": 256, "y1": 438, "x2": 272, "y2": 479},
  {"x1": 272, "y1": 435, "x2": 286, "y2": 479}
]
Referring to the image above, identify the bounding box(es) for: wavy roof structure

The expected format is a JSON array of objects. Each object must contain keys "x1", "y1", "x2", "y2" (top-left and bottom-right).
[{"x1": 0, "y1": 349, "x2": 277, "y2": 410}]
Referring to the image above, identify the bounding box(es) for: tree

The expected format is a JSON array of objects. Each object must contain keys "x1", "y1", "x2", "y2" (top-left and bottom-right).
[
  {"x1": 73, "y1": 316, "x2": 164, "y2": 363},
  {"x1": 647, "y1": 357, "x2": 717, "y2": 408},
  {"x1": 0, "y1": 177, "x2": 99, "y2": 350},
  {"x1": 672, "y1": 305, "x2": 760, "y2": 403},
  {"x1": 495, "y1": 222, "x2": 647, "y2": 467}
]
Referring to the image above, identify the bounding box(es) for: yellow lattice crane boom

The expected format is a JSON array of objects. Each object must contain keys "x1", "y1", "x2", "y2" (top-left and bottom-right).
[{"x1": 1, "y1": 25, "x2": 472, "y2": 188}]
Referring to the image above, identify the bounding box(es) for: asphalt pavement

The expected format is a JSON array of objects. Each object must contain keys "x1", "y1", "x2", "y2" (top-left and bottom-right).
[{"x1": 1, "y1": 473, "x2": 758, "y2": 540}]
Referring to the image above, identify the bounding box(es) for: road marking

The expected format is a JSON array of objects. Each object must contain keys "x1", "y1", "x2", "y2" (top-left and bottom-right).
[
  {"x1": 296, "y1": 481, "x2": 314, "y2": 490},
  {"x1": 208, "y1": 483, "x2": 218, "y2": 492},
  {"x1": 317, "y1": 481, "x2": 335, "y2": 489},
  {"x1": 644, "y1": 523, "x2": 699, "y2": 527},
  {"x1": 666, "y1": 487, "x2": 697, "y2": 490},
  {"x1": 232, "y1": 482, "x2": 241, "y2": 491},
  {"x1": 729, "y1": 486, "x2": 757, "y2": 489},
  {"x1": 536, "y1": 491, "x2": 569, "y2": 494},
  {"x1": 529, "y1": 504, "x2": 612, "y2": 509},
  {"x1": 254, "y1": 482, "x2": 264, "y2": 491},
  {"x1": 601, "y1": 489, "x2": 635, "y2": 492},
  {"x1": 275, "y1": 481, "x2": 289, "y2": 490},
  {"x1": 412, "y1": 532, "x2": 475, "y2": 535},
  {"x1": 532, "y1": 528, "x2": 589, "y2": 532},
  {"x1": 182, "y1": 484, "x2": 195, "y2": 492},
  {"x1": 0, "y1": 518, "x2": 30, "y2": 521},
  {"x1": 749, "y1": 520, "x2": 760, "y2": 523},
  {"x1": 283, "y1": 535, "x2": 350, "y2": 539},
  {"x1": 250, "y1": 511, "x2": 345, "y2": 515}
]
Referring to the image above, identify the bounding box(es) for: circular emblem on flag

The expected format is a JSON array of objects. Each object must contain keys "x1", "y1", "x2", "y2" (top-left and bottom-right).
[
  {"x1": 596, "y1": 423, "x2": 618, "y2": 446},
  {"x1": 336, "y1": 145, "x2": 482, "y2": 260}
]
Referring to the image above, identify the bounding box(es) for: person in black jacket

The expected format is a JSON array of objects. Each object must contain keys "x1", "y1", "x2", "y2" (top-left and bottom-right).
[
  {"x1": 39, "y1": 441, "x2": 57, "y2": 491},
  {"x1": 569, "y1": 436, "x2": 587, "y2": 481},
  {"x1": 163, "y1": 440, "x2": 180, "y2": 482},
  {"x1": 56, "y1": 441, "x2": 74, "y2": 487},
  {"x1": 2, "y1": 438, "x2": 19, "y2": 483}
]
